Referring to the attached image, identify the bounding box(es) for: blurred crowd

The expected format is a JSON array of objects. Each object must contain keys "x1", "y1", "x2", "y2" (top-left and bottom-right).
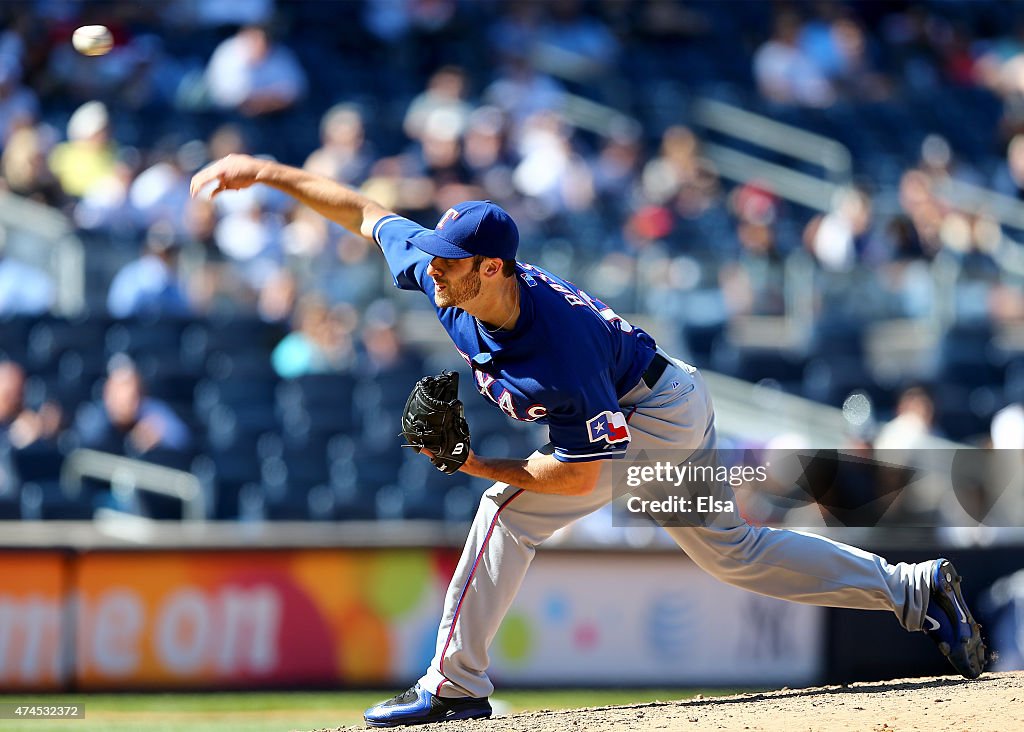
[{"x1": 1, "y1": 0, "x2": 1024, "y2": 522}]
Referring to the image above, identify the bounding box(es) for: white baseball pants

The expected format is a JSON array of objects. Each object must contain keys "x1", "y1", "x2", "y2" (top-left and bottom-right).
[{"x1": 419, "y1": 354, "x2": 936, "y2": 699}]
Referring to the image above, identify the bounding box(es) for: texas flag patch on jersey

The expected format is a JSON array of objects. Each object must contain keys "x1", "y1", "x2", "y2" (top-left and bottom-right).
[{"x1": 587, "y1": 410, "x2": 630, "y2": 444}]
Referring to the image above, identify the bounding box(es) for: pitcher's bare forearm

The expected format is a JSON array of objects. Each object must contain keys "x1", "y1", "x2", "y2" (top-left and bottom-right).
[
  {"x1": 254, "y1": 162, "x2": 389, "y2": 237},
  {"x1": 458, "y1": 451, "x2": 601, "y2": 496},
  {"x1": 189, "y1": 154, "x2": 390, "y2": 239}
]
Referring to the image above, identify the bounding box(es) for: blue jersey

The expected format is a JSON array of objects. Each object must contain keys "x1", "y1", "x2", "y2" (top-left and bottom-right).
[{"x1": 373, "y1": 214, "x2": 658, "y2": 462}]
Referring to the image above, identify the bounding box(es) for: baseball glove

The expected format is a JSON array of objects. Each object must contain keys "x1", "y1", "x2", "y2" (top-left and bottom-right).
[{"x1": 400, "y1": 370, "x2": 471, "y2": 474}]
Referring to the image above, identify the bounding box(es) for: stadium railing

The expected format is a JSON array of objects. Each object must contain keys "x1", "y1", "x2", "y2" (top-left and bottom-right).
[
  {"x1": 61, "y1": 448, "x2": 207, "y2": 521},
  {"x1": 0, "y1": 191, "x2": 85, "y2": 316}
]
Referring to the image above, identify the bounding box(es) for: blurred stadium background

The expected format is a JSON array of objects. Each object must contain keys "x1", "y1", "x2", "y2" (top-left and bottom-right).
[{"x1": 3, "y1": 0, "x2": 1024, "y2": 717}]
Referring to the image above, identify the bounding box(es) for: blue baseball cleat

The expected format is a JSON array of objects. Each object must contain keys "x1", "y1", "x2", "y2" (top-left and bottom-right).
[
  {"x1": 924, "y1": 558, "x2": 987, "y2": 679},
  {"x1": 364, "y1": 684, "x2": 492, "y2": 728}
]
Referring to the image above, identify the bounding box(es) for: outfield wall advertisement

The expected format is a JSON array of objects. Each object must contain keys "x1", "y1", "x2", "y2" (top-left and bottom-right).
[
  {"x1": 0, "y1": 552, "x2": 68, "y2": 690},
  {"x1": 0, "y1": 548, "x2": 823, "y2": 690}
]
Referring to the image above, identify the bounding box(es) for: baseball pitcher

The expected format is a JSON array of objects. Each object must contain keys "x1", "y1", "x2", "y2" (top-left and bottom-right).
[{"x1": 190, "y1": 156, "x2": 987, "y2": 728}]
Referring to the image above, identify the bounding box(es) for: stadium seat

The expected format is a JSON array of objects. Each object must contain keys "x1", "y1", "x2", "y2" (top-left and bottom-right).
[
  {"x1": 281, "y1": 443, "x2": 331, "y2": 486},
  {"x1": 205, "y1": 350, "x2": 279, "y2": 381},
  {"x1": 0, "y1": 497, "x2": 19, "y2": 519},
  {"x1": 27, "y1": 318, "x2": 108, "y2": 373},
  {"x1": 209, "y1": 444, "x2": 263, "y2": 488},
  {"x1": 936, "y1": 324, "x2": 1004, "y2": 390},
  {"x1": 802, "y1": 357, "x2": 878, "y2": 408},
  {"x1": 714, "y1": 343, "x2": 808, "y2": 392},
  {"x1": 443, "y1": 486, "x2": 481, "y2": 524},
  {"x1": 331, "y1": 479, "x2": 378, "y2": 521},
  {"x1": 237, "y1": 482, "x2": 266, "y2": 523},
  {"x1": 0, "y1": 315, "x2": 35, "y2": 362},
  {"x1": 375, "y1": 484, "x2": 407, "y2": 521},
  {"x1": 11, "y1": 443, "x2": 64, "y2": 484},
  {"x1": 105, "y1": 318, "x2": 190, "y2": 360},
  {"x1": 933, "y1": 384, "x2": 996, "y2": 443},
  {"x1": 23, "y1": 481, "x2": 93, "y2": 520},
  {"x1": 306, "y1": 484, "x2": 336, "y2": 521},
  {"x1": 136, "y1": 447, "x2": 196, "y2": 472},
  {"x1": 203, "y1": 403, "x2": 278, "y2": 451},
  {"x1": 263, "y1": 484, "x2": 312, "y2": 521}
]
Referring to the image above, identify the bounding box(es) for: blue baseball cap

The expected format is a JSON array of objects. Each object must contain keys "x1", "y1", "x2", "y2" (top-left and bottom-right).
[{"x1": 410, "y1": 200, "x2": 519, "y2": 260}]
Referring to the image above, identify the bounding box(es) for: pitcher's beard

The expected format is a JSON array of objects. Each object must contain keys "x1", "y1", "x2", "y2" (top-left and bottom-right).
[{"x1": 434, "y1": 271, "x2": 481, "y2": 308}]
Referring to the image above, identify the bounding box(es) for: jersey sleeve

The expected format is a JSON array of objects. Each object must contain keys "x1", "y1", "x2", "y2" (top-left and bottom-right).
[
  {"x1": 372, "y1": 214, "x2": 436, "y2": 295},
  {"x1": 547, "y1": 376, "x2": 632, "y2": 463}
]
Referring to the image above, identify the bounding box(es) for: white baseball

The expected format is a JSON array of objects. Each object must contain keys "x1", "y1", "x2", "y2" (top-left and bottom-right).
[{"x1": 72, "y1": 25, "x2": 114, "y2": 57}]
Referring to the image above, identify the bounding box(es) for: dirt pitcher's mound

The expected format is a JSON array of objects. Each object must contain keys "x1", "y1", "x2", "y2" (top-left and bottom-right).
[{"x1": 326, "y1": 671, "x2": 1024, "y2": 732}]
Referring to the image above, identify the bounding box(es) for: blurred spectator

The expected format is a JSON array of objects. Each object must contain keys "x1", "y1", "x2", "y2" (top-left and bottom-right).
[
  {"x1": 129, "y1": 143, "x2": 196, "y2": 234},
  {"x1": 362, "y1": 0, "x2": 459, "y2": 48},
  {"x1": 73, "y1": 356, "x2": 191, "y2": 455},
  {"x1": 640, "y1": 126, "x2": 723, "y2": 226},
  {"x1": 799, "y1": 3, "x2": 848, "y2": 81},
  {"x1": 874, "y1": 386, "x2": 941, "y2": 450},
  {"x1": 940, "y1": 212, "x2": 1001, "y2": 323},
  {"x1": 0, "y1": 12, "x2": 28, "y2": 72},
  {"x1": 214, "y1": 199, "x2": 284, "y2": 289},
  {"x1": 878, "y1": 5, "x2": 946, "y2": 93},
  {"x1": 363, "y1": 0, "x2": 415, "y2": 44},
  {"x1": 47, "y1": 101, "x2": 118, "y2": 198},
  {"x1": 181, "y1": 194, "x2": 254, "y2": 314},
  {"x1": 304, "y1": 104, "x2": 374, "y2": 185},
  {"x1": 801, "y1": 8, "x2": 889, "y2": 100},
  {"x1": 272, "y1": 295, "x2": 357, "y2": 378},
  {"x1": 359, "y1": 301, "x2": 424, "y2": 377},
  {"x1": 460, "y1": 106, "x2": 512, "y2": 192},
  {"x1": 880, "y1": 215, "x2": 926, "y2": 262},
  {"x1": 489, "y1": 2, "x2": 543, "y2": 61},
  {"x1": 803, "y1": 187, "x2": 874, "y2": 272},
  {"x1": 107, "y1": 221, "x2": 192, "y2": 318},
  {"x1": 281, "y1": 204, "x2": 333, "y2": 260},
  {"x1": 204, "y1": 25, "x2": 307, "y2": 116},
  {"x1": 720, "y1": 183, "x2": 785, "y2": 316},
  {"x1": 1, "y1": 122, "x2": 63, "y2": 207},
  {"x1": 592, "y1": 125, "x2": 643, "y2": 207},
  {"x1": 257, "y1": 267, "x2": 297, "y2": 324},
  {"x1": 991, "y1": 400, "x2": 1024, "y2": 449},
  {"x1": 73, "y1": 156, "x2": 137, "y2": 234},
  {"x1": 408, "y1": 109, "x2": 471, "y2": 187},
  {"x1": 0, "y1": 62, "x2": 37, "y2": 147},
  {"x1": 208, "y1": 123, "x2": 248, "y2": 161},
  {"x1": 403, "y1": 65, "x2": 473, "y2": 142},
  {"x1": 898, "y1": 169, "x2": 945, "y2": 258},
  {"x1": 512, "y1": 111, "x2": 594, "y2": 213},
  {"x1": 975, "y1": 20, "x2": 1024, "y2": 113},
  {"x1": 916, "y1": 133, "x2": 983, "y2": 187},
  {"x1": 0, "y1": 361, "x2": 61, "y2": 449},
  {"x1": 993, "y1": 133, "x2": 1024, "y2": 200},
  {"x1": 939, "y1": 24, "x2": 978, "y2": 87},
  {"x1": 754, "y1": 10, "x2": 835, "y2": 107},
  {"x1": 533, "y1": 0, "x2": 620, "y2": 84},
  {"x1": 319, "y1": 232, "x2": 384, "y2": 308},
  {"x1": 169, "y1": 0, "x2": 274, "y2": 29},
  {"x1": 484, "y1": 53, "x2": 565, "y2": 133},
  {"x1": 0, "y1": 226, "x2": 54, "y2": 316}
]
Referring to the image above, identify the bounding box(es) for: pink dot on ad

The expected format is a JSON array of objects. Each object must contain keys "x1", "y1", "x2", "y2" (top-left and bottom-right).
[{"x1": 573, "y1": 622, "x2": 599, "y2": 650}]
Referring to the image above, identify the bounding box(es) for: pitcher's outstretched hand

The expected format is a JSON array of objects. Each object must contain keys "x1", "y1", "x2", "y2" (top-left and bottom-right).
[{"x1": 189, "y1": 153, "x2": 265, "y2": 200}]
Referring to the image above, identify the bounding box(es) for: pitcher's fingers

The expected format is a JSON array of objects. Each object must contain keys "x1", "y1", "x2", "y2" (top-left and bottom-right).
[
  {"x1": 189, "y1": 174, "x2": 209, "y2": 198},
  {"x1": 191, "y1": 174, "x2": 222, "y2": 199}
]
